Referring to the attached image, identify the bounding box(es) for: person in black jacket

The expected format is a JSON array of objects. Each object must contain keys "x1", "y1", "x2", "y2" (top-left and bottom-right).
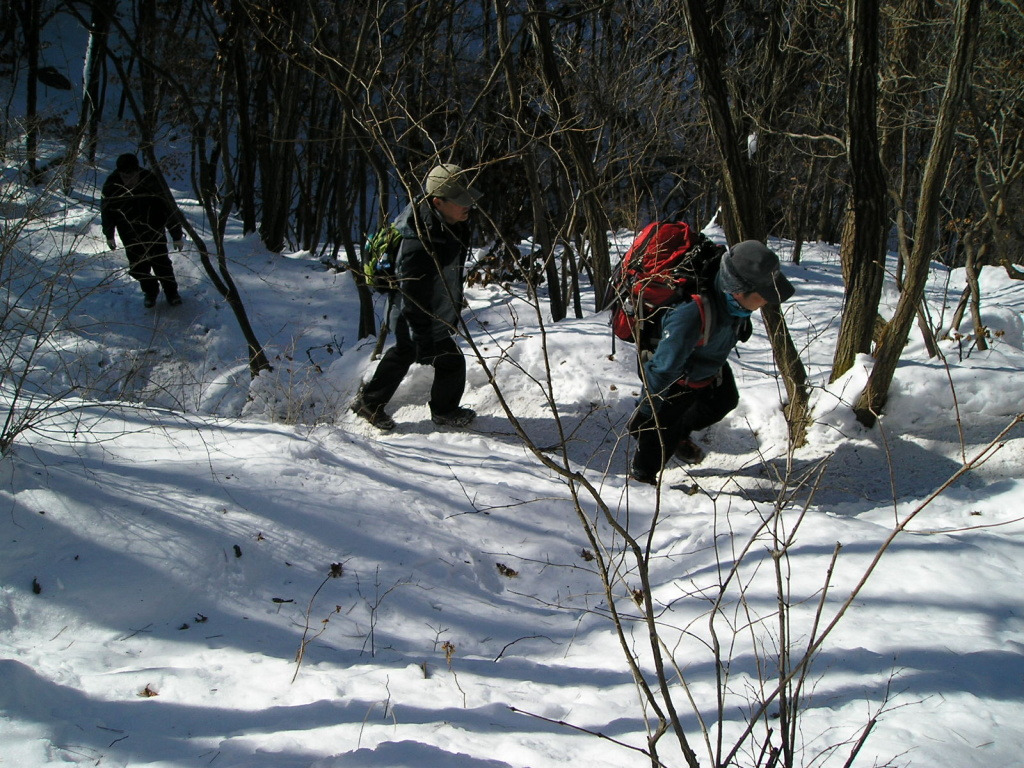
[
  {"x1": 101, "y1": 153, "x2": 184, "y2": 308},
  {"x1": 351, "y1": 163, "x2": 482, "y2": 431}
]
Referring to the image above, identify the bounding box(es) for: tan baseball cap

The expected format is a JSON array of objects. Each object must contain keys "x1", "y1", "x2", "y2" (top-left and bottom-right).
[{"x1": 424, "y1": 164, "x2": 482, "y2": 208}]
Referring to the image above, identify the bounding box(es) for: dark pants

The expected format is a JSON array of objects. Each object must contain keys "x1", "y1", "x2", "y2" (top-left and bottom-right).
[
  {"x1": 632, "y1": 362, "x2": 739, "y2": 476},
  {"x1": 125, "y1": 239, "x2": 178, "y2": 299},
  {"x1": 361, "y1": 316, "x2": 465, "y2": 415}
]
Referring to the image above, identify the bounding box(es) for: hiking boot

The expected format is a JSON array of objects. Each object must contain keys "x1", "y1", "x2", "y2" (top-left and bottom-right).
[
  {"x1": 431, "y1": 407, "x2": 476, "y2": 428},
  {"x1": 143, "y1": 294, "x2": 158, "y2": 308},
  {"x1": 166, "y1": 294, "x2": 183, "y2": 307},
  {"x1": 674, "y1": 437, "x2": 705, "y2": 465},
  {"x1": 350, "y1": 396, "x2": 395, "y2": 431},
  {"x1": 629, "y1": 463, "x2": 658, "y2": 486}
]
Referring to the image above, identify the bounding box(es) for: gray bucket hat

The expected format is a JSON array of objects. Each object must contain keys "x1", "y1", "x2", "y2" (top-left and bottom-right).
[
  {"x1": 720, "y1": 241, "x2": 795, "y2": 304},
  {"x1": 424, "y1": 164, "x2": 482, "y2": 208}
]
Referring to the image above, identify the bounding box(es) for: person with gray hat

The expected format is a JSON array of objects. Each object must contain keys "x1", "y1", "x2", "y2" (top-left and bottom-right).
[
  {"x1": 628, "y1": 240, "x2": 795, "y2": 485},
  {"x1": 351, "y1": 163, "x2": 482, "y2": 431}
]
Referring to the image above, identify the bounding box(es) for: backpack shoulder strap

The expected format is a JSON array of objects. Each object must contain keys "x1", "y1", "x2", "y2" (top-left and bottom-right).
[{"x1": 692, "y1": 294, "x2": 715, "y2": 347}]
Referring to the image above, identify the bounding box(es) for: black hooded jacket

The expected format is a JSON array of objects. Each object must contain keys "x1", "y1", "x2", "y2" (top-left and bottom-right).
[
  {"x1": 101, "y1": 168, "x2": 183, "y2": 246},
  {"x1": 393, "y1": 200, "x2": 471, "y2": 343}
]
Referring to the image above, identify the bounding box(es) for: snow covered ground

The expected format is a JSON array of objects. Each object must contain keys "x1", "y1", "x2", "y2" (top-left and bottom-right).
[{"x1": 2, "y1": 167, "x2": 1024, "y2": 767}]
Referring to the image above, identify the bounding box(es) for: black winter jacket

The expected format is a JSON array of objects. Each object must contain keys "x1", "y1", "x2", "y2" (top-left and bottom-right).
[
  {"x1": 101, "y1": 168, "x2": 183, "y2": 246},
  {"x1": 394, "y1": 200, "x2": 471, "y2": 343}
]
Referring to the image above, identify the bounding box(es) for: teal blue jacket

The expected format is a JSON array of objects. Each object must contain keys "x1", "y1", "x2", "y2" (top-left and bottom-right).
[{"x1": 639, "y1": 272, "x2": 749, "y2": 415}]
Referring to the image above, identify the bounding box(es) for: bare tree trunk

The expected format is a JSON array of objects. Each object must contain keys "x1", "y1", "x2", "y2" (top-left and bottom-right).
[
  {"x1": 255, "y1": 22, "x2": 303, "y2": 254},
  {"x1": 494, "y1": 0, "x2": 561, "y2": 316},
  {"x1": 963, "y1": 238, "x2": 988, "y2": 351},
  {"x1": 883, "y1": 0, "x2": 942, "y2": 359},
  {"x1": 15, "y1": 0, "x2": 42, "y2": 181},
  {"x1": 831, "y1": 0, "x2": 889, "y2": 382},
  {"x1": 77, "y1": 0, "x2": 112, "y2": 165},
  {"x1": 226, "y1": 14, "x2": 258, "y2": 235},
  {"x1": 948, "y1": 284, "x2": 971, "y2": 334},
  {"x1": 894, "y1": 125, "x2": 911, "y2": 289},
  {"x1": 680, "y1": 0, "x2": 811, "y2": 448},
  {"x1": 855, "y1": 0, "x2": 982, "y2": 426},
  {"x1": 55, "y1": 0, "x2": 111, "y2": 196},
  {"x1": 788, "y1": 153, "x2": 821, "y2": 266},
  {"x1": 525, "y1": 0, "x2": 611, "y2": 308},
  {"x1": 135, "y1": 0, "x2": 161, "y2": 153}
]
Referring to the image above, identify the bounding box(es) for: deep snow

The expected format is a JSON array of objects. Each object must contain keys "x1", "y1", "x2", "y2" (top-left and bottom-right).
[{"x1": 2, "y1": 163, "x2": 1024, "y2": 768}]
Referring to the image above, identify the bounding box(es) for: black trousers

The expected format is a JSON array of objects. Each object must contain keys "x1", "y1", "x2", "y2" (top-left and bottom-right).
[
  {"x1": 361, "y1": 316, "x2": 465, "y2": 415},
  {"x1": 125, "y1": 239, "x2": 178, "y2": 299},
  {"x1": 632, "y1": 362, "x2": 739, "y2": 476}
]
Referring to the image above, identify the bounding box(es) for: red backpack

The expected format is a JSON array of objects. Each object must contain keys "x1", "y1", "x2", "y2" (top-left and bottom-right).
[{"x1": 602, "y1": 221, "x2": 725, "y2": 354}]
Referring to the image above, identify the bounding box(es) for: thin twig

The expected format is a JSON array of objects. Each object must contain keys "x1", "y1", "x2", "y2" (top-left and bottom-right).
[{"x1": 508, "y1": 706, "x2": 672, "y2": 767}]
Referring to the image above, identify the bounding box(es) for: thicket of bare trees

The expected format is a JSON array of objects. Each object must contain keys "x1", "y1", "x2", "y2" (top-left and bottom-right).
[{"x1": 3, "y1": 0, "x2": 1023, "y2": 426}]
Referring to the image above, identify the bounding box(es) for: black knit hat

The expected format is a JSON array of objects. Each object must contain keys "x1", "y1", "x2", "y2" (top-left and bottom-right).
[
  {"x1": 721, "y1": 241, "x2": 795, "y2": 304},
  {"x1": 116, "y1": 153, "x2": 140, "y2": 172}
]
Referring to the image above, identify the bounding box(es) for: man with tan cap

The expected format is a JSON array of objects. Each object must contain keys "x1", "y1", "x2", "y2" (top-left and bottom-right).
[
  {"x1": 628, "y1": 240, "x2": 795, "y2": 485},
  {"x1": 351, "y1": 163, "x2": 482, "y2": 431}
]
